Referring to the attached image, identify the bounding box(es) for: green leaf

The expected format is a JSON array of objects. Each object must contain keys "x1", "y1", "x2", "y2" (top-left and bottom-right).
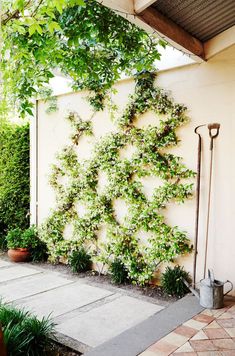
[
  {"x1": 13, "y1": 0, "x2": 25, "y2": 11},
  {"x1": 53, "y1": 0, "x2": 65, "y2": 14},
  {"x1": 48, "y1": 21, "x2": 62, "y2": 33},
  {"x1": 29, "y1": 24, "x2": 42, "y2": 36}
]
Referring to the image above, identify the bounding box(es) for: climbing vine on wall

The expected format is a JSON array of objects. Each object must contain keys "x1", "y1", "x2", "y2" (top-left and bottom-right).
[{"x1": 40, "y1": 72, "x2": 195, "y2": 285}]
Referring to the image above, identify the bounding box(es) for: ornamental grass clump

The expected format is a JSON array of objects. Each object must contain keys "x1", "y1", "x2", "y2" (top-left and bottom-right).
[
  {"x1": 161, "y1": 265, "x2": 191, "y2": 297},
  {"x1": 110, "y1": 259, "x2": 129, "y2": 285},
  {"x1": 68, "y1": 248, "x2": 92, "y2": 273},
  {"x1": 0, "y1": 302, "x2": 55, "y2": 356}
]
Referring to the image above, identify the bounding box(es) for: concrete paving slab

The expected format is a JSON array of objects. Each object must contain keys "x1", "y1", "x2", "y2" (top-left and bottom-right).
[
  {"x1": 57, "y1": 295, "x2": 163, "y2": 347},
  {"x1": 84, "y1": 295, "x2": 203, "y2": 356},
  {"x1": 15, "y1": 283, "x2": 114, "y2": 319},
  {"x1": 0, "y1": 260, "x2": 14, "y2": 268},
  {"x1": 0, "y1": 265, "x2": 41, "y2": 283},
  {"x1": 0, "y1": 273, "x2": 74, "y2": 302}
]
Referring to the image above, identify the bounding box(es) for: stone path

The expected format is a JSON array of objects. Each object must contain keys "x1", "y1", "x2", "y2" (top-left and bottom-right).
[
  {"x1": 140, "y1": 300, "x2": 235, "y2": 355},
  {"x1": 0, "y1": 259, "x2": 164, "y2": 353},
  {"x1": 4, "y1": 258, "x2": 232, "y2": 356}
]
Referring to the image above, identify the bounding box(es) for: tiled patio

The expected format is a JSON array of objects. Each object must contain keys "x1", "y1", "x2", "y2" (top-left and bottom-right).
[{"x1": 140, "y1": 301, "x2": 235, "y2": 355}]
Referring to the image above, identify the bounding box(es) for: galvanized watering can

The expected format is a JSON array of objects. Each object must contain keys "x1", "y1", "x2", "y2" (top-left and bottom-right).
[{"x1": 196, "y1": 270, "x2": 233, "y2": 309}]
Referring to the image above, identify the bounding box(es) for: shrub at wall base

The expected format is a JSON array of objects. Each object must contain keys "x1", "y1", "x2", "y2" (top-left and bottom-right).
[{"x1": 0, "y1": 122, "x2": 30, "y2": 248}]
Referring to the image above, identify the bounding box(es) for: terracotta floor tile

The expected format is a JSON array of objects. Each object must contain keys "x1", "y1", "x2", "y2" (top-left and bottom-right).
[
  {"x1": 219, "y1": 312, "x2": 234, "y2": 319},
  {"x1": 196, "y1": 352, "x2": 221, "y2": 356},
  {"x1": 224, "y1": 328, "x2": 235, "y2": 337},
  {"x1": 212, "y1": 339, "x2": 235, "y2": 350},
  {"x1": 228, "y1": 311, "x2": 235, "y2": 319},
  {"x1": 191, "y1": 330, "x2": 208, "y2": 340},
  {"x1": 220, "y1": 351, "x2": 235, "y2": 356},
  {"x1": 174, "y1": 325, "x2": 197, "y2": 338},
  {"x1": 204, "y1": 328, "x2": 230, "y2": 339},
  {"x1": 184, "y1": 319, "x2": 207, "y2": 330},
  {"x1": 227, "y1": 305, "x2": 235, "y2": 311},
  {"x1": 149, "y1": 340, "x2": 177, "y2": 354},
  {"x1": 218, "y1": 319, "x2": 235, "y2": 328},
  {"x1": 213, "y1": 308, "x2": 231, "y2": 318},
  {"x1": 190, "y1": 339, "x2": 218, "y2": 351},
  {"x1": 201, "y1": 310, "x2": 214, "y2": 316},
  {"x1": 172, "y1": 352, "x2": 197, "y2": 356},
  {"x1": 138, "y1": 351, "x2": 158, "y2": 356},
  {"x1": 174, "y1": 341, "x2": 194, "y2": 352},
  {"x1": 193, "y1": 314, "x2": 215, "y2": 324},
  {"x1": 204, "y1": 321, "x2": 221, "y2": 329},
  {"x1": 162, "y1": 332, "x2": 188, "y2": 347}
]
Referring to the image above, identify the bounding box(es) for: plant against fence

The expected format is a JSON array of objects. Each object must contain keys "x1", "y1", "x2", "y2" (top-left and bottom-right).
[
  {"x1": 40, "y1": 72, "x2": 195, "y2": 285},
  {"x1": 0, "y1": 121, "x2": 30, "y2": 248}
]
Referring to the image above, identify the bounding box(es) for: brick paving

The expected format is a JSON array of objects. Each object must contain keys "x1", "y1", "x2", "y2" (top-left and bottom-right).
[{"x1": 140, "y1": 301, "x2": 235, "y2": 356}]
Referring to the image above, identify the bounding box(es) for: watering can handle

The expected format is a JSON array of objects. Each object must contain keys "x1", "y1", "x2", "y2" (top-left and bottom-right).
[
  {"x1": 208, "y1": 269, "x2": 215, "y2": 285},
  {"x1": 224, "y1": 280, "x2": 233, "y2": 296}
]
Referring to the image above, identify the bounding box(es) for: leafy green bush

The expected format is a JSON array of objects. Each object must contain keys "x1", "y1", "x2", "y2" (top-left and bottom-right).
[
  {"x1": 0, "y1": 302, "x2": 55, "y2": 356},
  {"x1": 68, "y1": 248, "x2": 91, "y2": 273},
  {"x1": 6, "y1": 226, "x2": 48, "y2": 262},
  {"x1": 6, "y1": 227, "x2": 38, "y2": 249},
  {"x1": 110, "y1": 259, "x2": 129, "y2": 285},
  {"x1": 161, "y1": 265, "x2": 191, "y2": 297},
  {"x1": 31, "y1": 240, "x2": 48, "y2": 263},
  {"x1": 0, "y1": 122, "x2": 30, "y2": 248}
]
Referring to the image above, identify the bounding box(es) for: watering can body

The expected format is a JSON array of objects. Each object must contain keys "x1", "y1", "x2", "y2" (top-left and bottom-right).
[{"x1": 199, "y1": 270, "x2": 233, "y2": 309}]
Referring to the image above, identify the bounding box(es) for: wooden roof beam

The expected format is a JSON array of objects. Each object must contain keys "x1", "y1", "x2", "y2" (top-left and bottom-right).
[{"x1": 138, "y1": 7, "x2": 205, "y2": 60}]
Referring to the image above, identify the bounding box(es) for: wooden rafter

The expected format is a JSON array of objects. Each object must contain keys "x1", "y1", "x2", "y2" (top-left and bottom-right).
[{"x1": 138, "y1": 7, "x2": 205, "y2": 59}]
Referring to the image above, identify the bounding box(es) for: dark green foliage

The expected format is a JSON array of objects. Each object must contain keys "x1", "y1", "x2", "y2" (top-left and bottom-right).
[
  {"x1": 161, "y1": 265, "x2": 191, "y2": 297},
  {"x1": 68, "y1": 248, "x2": 91, "y2": 273},
  {"x1": 0, "y1": 302, "x2": 55, "y2": 356},
  {"x1": 7, "y1": 226, "x2": 37, "y2": 249},
  {"x1": 22, "y1": 225, "x2": 49, "y2": 262},
  {"x1": 110, "y1": 259, "x2": 129, "y2": 285},
  {"x1": 31, "y1": 240, "x2": 49, "y2": 262},
  {"x1": 0, "y1": 122, "x2": 30, "y2": 247},
  {"x1": 6, "y1": 226, "x2": 48, "y2": 262}
]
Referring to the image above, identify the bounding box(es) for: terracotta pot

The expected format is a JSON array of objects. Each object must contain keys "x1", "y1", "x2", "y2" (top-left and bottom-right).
[{"x1": 8, "y1": 248, "x2": 31, "y2": 262}]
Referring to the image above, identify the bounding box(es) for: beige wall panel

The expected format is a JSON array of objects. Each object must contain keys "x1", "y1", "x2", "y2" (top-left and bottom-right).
[{"x1": 31, "y1": 45, "x2": 235, "y2": 293}]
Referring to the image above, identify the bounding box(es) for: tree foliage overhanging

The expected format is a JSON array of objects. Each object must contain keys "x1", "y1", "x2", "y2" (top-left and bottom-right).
[{"x1": 1, "y1": 0, "x2": 165, "y2": 116}]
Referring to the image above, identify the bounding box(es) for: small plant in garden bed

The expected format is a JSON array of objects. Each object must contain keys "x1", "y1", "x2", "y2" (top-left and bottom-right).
[
  {"x1": 161, "y1": 265, "x2": 191, "y2": 298},
  {"x1": 110, "y1": 259, "x2": 130, "y2": 285},
  {"x1": 0, "y1": 301, "x2": 55, "y2": 356},
  {"x1": 68, "y1": 248, "x2": 92, "y2": 273}
]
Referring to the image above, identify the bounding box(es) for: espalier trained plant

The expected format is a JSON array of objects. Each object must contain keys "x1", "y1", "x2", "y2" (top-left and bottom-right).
[{"x1": 40, "y1": 72, "x2": 195, "y2": 285}]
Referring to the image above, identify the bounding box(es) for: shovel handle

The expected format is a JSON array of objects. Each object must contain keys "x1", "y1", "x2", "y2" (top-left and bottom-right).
[
  {"x1": 208, "y1": 123, "x2": 220, "y2": 138},
  {"x1": 208, "y1": 123, "x2": 220, "y2": 150},
  {"x1": 224, "y1": 280, "x2": 233, "y2": 296}
]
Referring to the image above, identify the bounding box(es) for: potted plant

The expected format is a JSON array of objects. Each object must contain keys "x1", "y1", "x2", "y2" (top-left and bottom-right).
[{"x1": 6, "y1": 226, "x2": 38, "y2": 262}]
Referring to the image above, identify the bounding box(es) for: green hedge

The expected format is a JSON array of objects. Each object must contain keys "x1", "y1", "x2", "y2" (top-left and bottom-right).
[{"x1": 0, "y1": 121, "x2": 30, "y2": 246}]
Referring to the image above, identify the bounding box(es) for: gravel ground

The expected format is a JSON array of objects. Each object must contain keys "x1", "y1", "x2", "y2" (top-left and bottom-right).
[
  {"x1": 46, "y1": 342, "x2": 81, "y2": 355},
  {"x1": 29, "y1": 260, "x2": 177, "y2": 305}
]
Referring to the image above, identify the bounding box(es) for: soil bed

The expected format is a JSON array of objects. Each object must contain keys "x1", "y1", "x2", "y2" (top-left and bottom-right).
[
  {"x1": 0, "y1": 252, "x2": 176, "y2": 304},
  {"x1": 46, "y1": 341, "x2": 81, "y2": 356},
  {"x1": 31, "y1": 260, "x2": 177, "y2": 304}
]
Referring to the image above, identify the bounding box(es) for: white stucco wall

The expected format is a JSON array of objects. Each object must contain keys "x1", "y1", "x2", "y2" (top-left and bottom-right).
[{"x1": 31, "y1": 45, "x2": 235, "y2": 293}]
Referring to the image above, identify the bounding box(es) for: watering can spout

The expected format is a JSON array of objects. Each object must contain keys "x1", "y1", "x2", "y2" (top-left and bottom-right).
[{"x1": 182, "y1": 278, "x2": 200, "y2": 299}]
